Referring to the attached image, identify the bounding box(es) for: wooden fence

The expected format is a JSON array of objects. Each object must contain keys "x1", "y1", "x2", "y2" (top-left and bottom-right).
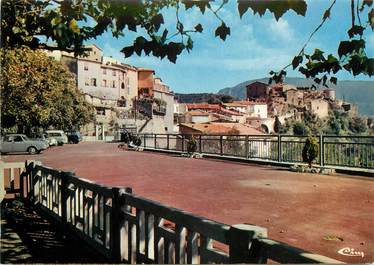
[{"x1": 1, "y1": 161, "x2": 343, "y2": 264}]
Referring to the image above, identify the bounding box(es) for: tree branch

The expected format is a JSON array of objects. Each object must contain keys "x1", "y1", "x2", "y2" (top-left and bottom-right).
[
  {"x1": 280, "y1": 0, "x2": 337, "y2": 72},
  {"x1": 351, "y1": 0, "x2": 356, "y2": 28}
]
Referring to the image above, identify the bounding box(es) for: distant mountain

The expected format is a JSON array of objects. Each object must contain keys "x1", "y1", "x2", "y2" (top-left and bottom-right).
[{"x1": 218, "y1": 77, "x2": 374, "y2": 116}]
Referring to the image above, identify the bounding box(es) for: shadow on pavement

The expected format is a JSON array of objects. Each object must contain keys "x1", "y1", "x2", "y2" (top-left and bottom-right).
[{"x1": 1, "y1": 199, "x2": 108, "y2": 264}]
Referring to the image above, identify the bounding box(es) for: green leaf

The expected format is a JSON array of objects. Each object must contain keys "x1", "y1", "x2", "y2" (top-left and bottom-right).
[
  {"x1": 167, "y1": 42, "x2": 185, "y2": 63},
  {"x1": 347, "y1": 25, "x2": 365, "y2": 38},
  {"x1": 186, "y1": 37, "x2": 193, "y2": 51},
  {"x1": 238, "y1": 1, "x2": 251, "y2": 18},
  {"x1": 365, "y1": 58, "x2": 374, "y2": 76},
  {"x1": 314, "y1": 77, "x2": 321, "y2": 84},
  {"x1": 311, "y1": 49, "x2": 325, "y2": 61},
  {"x1": 134, "y1": 36, "x2": 147, "y2": 56},
  {"x1": 238, "y1": 0, "x2": 307, "y2": 20},
  {"x1": 69, "y1": 19, "x2": 80, "y2": 34},
  {"x1": 338, "y1": 39, "x2": 365, "y2": 58},
  {"x1": 292, "y1": 55, "x2": 303, "y2": 69},
  {"x1": 215, "y1": 22, "x2": 230, "y2": 41},
  {"x1": 161, "y1": 29, "x2": 168, "y2": 42},
  {"x1": 369, "y1": 9, "x2": 374, "y2": 30},
  {"x1": 195, "y1": 23, "x2": 203, "y2": 33},
  {"x1": 330, "y1": 77, "x2": 338, "y2": 85},
  {"x1": 183, "y1": 0, "x2": 210, "y2": 13},
  {"x1": 151, "y1": 14, "x2": 164, "y2": 31},
  {"x1": 121, "y1": 46, "x2": 134, "y2": 58}
]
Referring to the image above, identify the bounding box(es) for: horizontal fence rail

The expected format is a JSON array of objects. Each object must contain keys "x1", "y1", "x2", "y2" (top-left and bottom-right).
[
  {"x1": 137, "y1": 133, "x2": 374, "y2": 171},
  {"x1": 0, "y1": 161, "x2": 343, "y2": 264}
]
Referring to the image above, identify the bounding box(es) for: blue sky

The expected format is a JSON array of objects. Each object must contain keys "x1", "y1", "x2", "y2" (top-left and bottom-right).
[{"x1": 91, "y1": 0, "x2": 374, "y2": 93}]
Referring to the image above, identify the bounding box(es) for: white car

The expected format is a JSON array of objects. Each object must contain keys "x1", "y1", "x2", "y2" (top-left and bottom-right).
[{"x1": 45, "y1": 130, "x2": 68, "y2": 146}]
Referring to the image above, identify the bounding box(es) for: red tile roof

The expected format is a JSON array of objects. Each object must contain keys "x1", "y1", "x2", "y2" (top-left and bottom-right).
[
  {"x1": 186, "y1": 103, "x2": 221, "y2": 110},
  {"x1": 179, "y1": 122, "x2": 264, "y2": 135},
  {"x1": 187, "y1": 110, "x2": 210, "y2": 116}
]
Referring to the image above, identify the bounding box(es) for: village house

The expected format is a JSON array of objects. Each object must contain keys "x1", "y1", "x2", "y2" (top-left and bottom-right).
[
  {"x1": 45, "y1": 44, "x2": 175, "y2": 139},
  {"x1": 184, "y1": 111, "x2": 212, "y2": 124}
]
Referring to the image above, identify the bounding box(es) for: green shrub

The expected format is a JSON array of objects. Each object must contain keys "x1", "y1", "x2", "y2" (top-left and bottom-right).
[
  {"x1": 302, "y1": 136, "x2": 319, "y2": 168},
  {"x1": 187, "y1": 136, "x2": 197, "y2": 154}
]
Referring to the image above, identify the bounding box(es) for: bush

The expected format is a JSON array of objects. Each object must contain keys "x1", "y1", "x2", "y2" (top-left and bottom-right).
[
  {"x1": 293, "y1": 121, "x2": 309, "y2": 136},
  {"x1": 187, "y1": 136, "x2": 197, "y2": 154},
  {"x1": 274, "y1": 115, "x2": 282, "y2": 133},
  {"x1": 131, "y1": 135, "x2": 142, "y2": 146},
  {"x1": 302, "y1": 136, "x2": 319, "y2": 168}
]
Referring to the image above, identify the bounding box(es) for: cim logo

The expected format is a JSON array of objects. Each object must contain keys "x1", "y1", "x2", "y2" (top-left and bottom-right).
[{"x1": 338, "y1": 247, "x2": 365, "y2": 258}]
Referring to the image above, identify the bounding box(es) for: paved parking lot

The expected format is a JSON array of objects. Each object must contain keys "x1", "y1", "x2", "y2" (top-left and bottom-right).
[{"x1": 2, "y1": 141, "x2": 374, "y2": 262}]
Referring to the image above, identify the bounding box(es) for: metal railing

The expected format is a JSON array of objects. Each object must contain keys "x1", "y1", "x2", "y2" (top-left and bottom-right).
[
  {"x1": 137, "y1": 133, "x2": 374, "y2": 171},
  {"x1": 1, "y1": 161, "x2": 343, "y2": 264}
]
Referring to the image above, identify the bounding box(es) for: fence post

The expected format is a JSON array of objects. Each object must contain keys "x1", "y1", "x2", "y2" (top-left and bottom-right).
[
  {"x1": 228, "y1": 224, "x2": 268, "y2": 263},
  {"x1": 278, "y1": 134, "x2": 282, "y2": 162},
  {"x1": 167, "y1": 134, "x2": 170, "y2": 150},
  {"x1": 0, "y1": 161, "x2": 5, "y2": 202},
  {"x1": 60, "y1": 171, "x2": 72, "y2": 223},
  {"x1": 182, "y1": 135, "x2": 185, "y2": 152},
  {"x1": 143, "y1": 134, "x2": 146, "y2": 148},
  {"x1": 245, "y1": 135, "x2": 249, "y2": 159},
  {"x1": 199, "y1": 135, "x2": 202, "y2": 153},
  {"x1": 154, "y1": 134, "x2": 157, "y2": 149},
  {"x1": 111, "y1": 187, "x2": 122, "y2": 262},
  {"x1": 319, "y1": 134, "x2": 324, "y2": 167},
  {"x1": 220, "y1": 136, "x2": 223, "y2": 156}
]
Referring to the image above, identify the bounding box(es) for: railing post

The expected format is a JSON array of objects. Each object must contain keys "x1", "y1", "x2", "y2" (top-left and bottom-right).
[
  {"x1": 60, "y1": 171, "x2": 72, "y2": 223},
  {"x1": 154, "y1": 134, "x2": 157, "y2": 149},
  {"x1": 228, "y1": 224, "x2": 268, "y2": 263},
  {"x1": 220, "y1": 136, "x2": 223, "y2": 156},
  {"x1": 319, "y1": 134, "x2": 324, "y2": 167},
  {"x1": 181, "y1": 135, "x2": 185, "y2": 152},
  {"x1": 0, "y1": 161, "x2": 5, "y2": 202},
  {"x1": 245, "y1": 135, "x2": 249, "y2": 159},
  {"x1": 199, "y1": 135, "x2": 202, "y2": 153},
  {"x1": 111, "y1": 187, "x2": 122, "y2": 262},
  {"x1": 143, "y1": 134, "x2": 146, "y2": 148},
  {"x1": 278, "y1": 134, "x2": 282, "y2": 162},
  {"x1": 167, "y1": 134, "x2": 170, "y2": 150}
]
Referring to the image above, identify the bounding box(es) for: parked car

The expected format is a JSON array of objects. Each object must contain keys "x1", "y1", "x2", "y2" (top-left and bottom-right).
[
  {"x1": 66, "y1": 131, "x2": 82, "y2": 144},
  {"x1": 45, "y1": 130, "x2": 68, "y2": 145},
  {"x1": 30, "y1": 133, "x2": 50, "y2": 147},
  {"x1": 0, "y1": 134, "x2": 49, "y2": 154}
]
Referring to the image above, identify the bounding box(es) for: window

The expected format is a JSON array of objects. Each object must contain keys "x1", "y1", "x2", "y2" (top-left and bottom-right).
[
  {"x1": 85, "y1": 78, "x2": 90, "y2": 86},
  {"x1": 103, "y1": 68, "x2": 107, "y2": 75},
  {"x1": 84, "y1": 62, "x2": 88, "y2": 71},
  {"x1": 96, "y1": 107, "x2": 105, "y2": 115},
  {"x1": 121, "y1": 82, "x2": 125, "y2": 89},
  {"x1": 112, "y1": 81, "x2": 116, "y2": 88},
  {"x1": 13, "y1": 136, "x2": 23, "y2": 142},
  {"x1": 91, "y1": 78, "x2": 97, "y2": 86},
  {"x1": 112, "y1": 70, "x2": 116, "y2": 76},
  {"x1": 102, "y1": 79, "x2": 107, "y2": 87}
]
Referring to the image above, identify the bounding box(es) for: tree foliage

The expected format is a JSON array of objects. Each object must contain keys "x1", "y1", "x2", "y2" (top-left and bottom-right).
[
  {"x1": 302, "y1": 136, "x2": 319, "y2": 168},
  {"x1": 293, "y1": 121, "x2": 310, "y2": 136},
  {"x1": 2, "y1": 0, "x2": 373, "y2": 81},
  {"x1": 273, "y1": 115, "x2": 282, "y2": 133},
  {"x1": 1, "y1": 47, "x2": 94, "y2": 133}
]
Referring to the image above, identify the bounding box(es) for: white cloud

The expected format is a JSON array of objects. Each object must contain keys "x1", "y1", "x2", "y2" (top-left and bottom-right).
[{"x1": 267, "y1": 18, "x2": 295, "y2": 42}]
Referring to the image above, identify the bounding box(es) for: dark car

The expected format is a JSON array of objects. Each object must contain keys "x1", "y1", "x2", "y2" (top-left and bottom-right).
[{"x1": 66, "y1": 131, "x2": 82, "y2": 144}]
